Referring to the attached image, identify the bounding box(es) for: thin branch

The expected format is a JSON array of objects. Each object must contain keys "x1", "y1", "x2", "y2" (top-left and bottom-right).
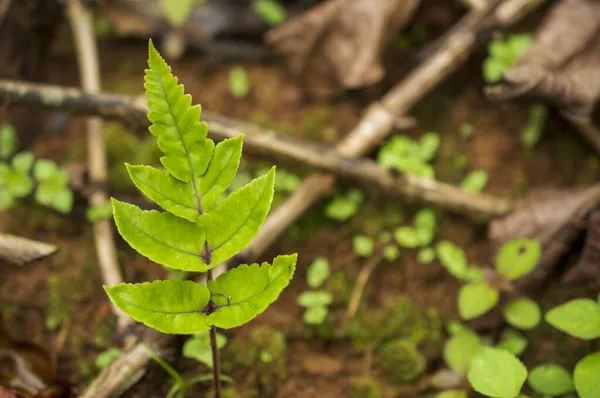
[
  {"x1": 0, "y1": 232, "x2": 57, "y2": 266},
  {"x1": 66, "y1": 0, "x2": 131, "y2": 333},
  {"x1": 0, "y1": 80, "x2": 512, "y2": 218},
  {"x1": 345, "y1": 254, "x2": 383, "y2": 321}
]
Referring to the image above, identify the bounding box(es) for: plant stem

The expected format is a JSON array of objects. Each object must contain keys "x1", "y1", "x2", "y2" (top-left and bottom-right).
[{"x1": 206, "y1": 269, "x2": 221, "y2": 398}]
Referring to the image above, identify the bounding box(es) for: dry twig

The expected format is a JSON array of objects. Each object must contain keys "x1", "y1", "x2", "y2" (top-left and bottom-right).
[
  {"x1": 66, "y1": 0, "x2": 131, "y2": 333},
  {"x1": 0, "y1": 232, "x2": 57, "y2": 266},
  {"x1": 345, "y1": 254, "x2": 383, "y2": 321}
]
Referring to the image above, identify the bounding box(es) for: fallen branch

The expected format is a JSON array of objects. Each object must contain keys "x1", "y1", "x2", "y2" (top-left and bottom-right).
[
  {"x1": 67, "y1": 0, "x2": 131, "y2": 333},
  {"x1": 0, "y1": 232, "x2": 57, "y2": 266},
  {"x1": 0, "y1": 80, "x2": 512, "y2": 218}
]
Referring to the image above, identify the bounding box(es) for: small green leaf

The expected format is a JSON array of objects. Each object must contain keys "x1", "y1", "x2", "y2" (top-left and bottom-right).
[
  {"x1": 11, "y1": 152, "x2": 34, "y2": 174},
  {"x1": 467, "y1": 346, "x2": 527, "y2": 398},
  {"x1": 482, "y1": 58, "x2": 507, "y2": 83},
  {"x1": 521, "y1": 104, "x2": 547, "y2": 149},
  {"x1": 127, "y1": 164, "x2": 198, "y2": 222},
  {"x1": 495, "y1": 239, "x2": 541, "y2": 280},
  {"x1": 545, "y1": 299, "x2": 600, "y2": 340},
  {"x1": 419, "y1": 132, "x2": 440, "y2": 162},
  {"x1": 528, "y1": 364, "x2": 574, "y2": 396},
  {"x1": 415, "y1": 208, "x2": 436, "y2": 246},
  {"x1": 304, "y1": 306, "x2": 328, "y2": 325},
  {"x1": 95, "y1": 347, "x2": 122, "y2": 369},
  {"x1": 418, "y1": 247, "x2": 436, "y2": 264},
  {"x1": 435, "y1": 391, "x2": 467, "y2": 398},
  {"x1": 34, "y1": 159, "x2": 58, "y2": 181},
  {"x1": 0, "y1": 124, "x2": 16, "y2": 159},
  {"x1": 183, "y1": 331, "x2": 227, "y2": 368},
  {"x1": 496, "y1": 329, "x2": 528, "y2": 356},
  {"x1": 200, "y1": 135, "x2": 244, "y2": 211},
  {"x1": 229, "y1": 66, "x2": 250, "y2": 99},
  {"x1": 503, "y1": 298, "x2": 541, "y2": 330},
  {"x1": 307, "y1": 257, "x2": 330, "y2": 289},
  {"x1": 159, "y1": 0, "x2": 195, "y2": 26},
  {"x1": 202, "y1": 168, "x2": 275, "y2": 266},
  {"x1": 394, "y1": 227, "x2": 420, "y2": 248},
  {"x1": 444, "y1": 329, "x2": 480, "y2": 377},
  {"x1": 436, "y1": 241, "x2": 468, "y2": 280},
  {"x1": 104, "y1": 280, "x2": 211, "y2": 334},
  {"x1": 87, "y1": 201, "x2": 114, "y2": 222},
  {"x1": 112, "y1": 199, "x2": 208, "y2": 271},
  {"x1": 574, "y1": 352, "x2": 600, "y2": 398},
  {"x1": 352, "y1": 235, "x2": 374, "y2": 257},
  {"x1": 297, "y1": 290, "x2": 333, "y2": 308},
  {"x1": 383, "y1": 245, "x2": 400, "y2": 261},
  {"x1": 207, "y1": 254, "x2": 297, "y2": 328},
  {"x1": 460, "y1": 169, "x2": 488, "y2": 193},
  {"x1": 458, "y1": 283, "x2": 499, "y2": 320},
  {"x1": 325, "y1": 189, "x2": 363, "y2": 221},
  {"x1": 9, "y1": 170, "x2": 33, "y2": 198},
  {"x1": 253, "y1": 0, "x2": 286, "y2": 26}
]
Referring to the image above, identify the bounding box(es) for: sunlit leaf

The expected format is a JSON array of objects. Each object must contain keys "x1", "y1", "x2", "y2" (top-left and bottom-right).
[
  {"x1": 496, "y1": 329, "x2": 528, "y2": 356},
  {"x1": 444, "y1": 328, "x2": 480, "y2": 377},
  {"x1": 307, "y1": 257, "x2": 330, "y2": 289},
  {"x1": 467, "y1": 347, "x2": 527, "y2": 398},
  {"x1": 436, "y1": 241, "x2": 468, "y2": 280},
  {"x1": 297, "y1": 290, "x2": 333, "y2": 308},
  {"x1": 495, "y1": 239, "x2": 541, "y2": 280},
  {"x1": 415, "y1": 208, "x2": 436, "y2": 245},
  {"x1": 458, "y1": 283, "x2": 499, "y2": 320},
  {"x1": 112, "y1": 199, "x2": 208, "y2": 271},
  {"x1": 574, "y1": 352, "x2": 600, "y2": 398},
  {"x1": 528, "y1": 364, "x2": 574, "y2": 396},
  {"x1": 418, "y1": 247, "x2": 436, "y2": 264},
  {"x1": 419, "y1": 132, "x2": 440, "y2": 162},
  {"x1": 383, "y1": 245, "x2": 400, "y2": 261},
  {"x1": 545, "y1": 299, "x2": 600, "y2": 340},
  {"x1": 253, "y1": 0, "x2": 286, "y2": 26},
  {"x1": 325, "y1": 189, "x2": 363, "y2": 221},
  {"x1": 207, "y1": 254, "x2": 297, "y2": 328},
  {"x1": 11, "y1": 152, "x2": 34, "y2": 174},
  {"x1": 460, "y1": 169, "x2": 488, "y2": 193},
  {"x1": 304, "y1": 306, "x2": 328, "y2": 325},
  {"x1": 0, "y1": 124, "x2": 16, "y2": 159},
  {"x1": 352, "y1": 235, "x2": 374, "y2": 257},
  {"x1": 229, "y1": 66, "x2": 250, "y2": 99},
  {"x1": 502, "y1": 298, "x2": 541, "y2": 330},
  {"x1": 104, "y1": 280, "x2": 211, "y2": 334},
  {"x1": 394, "y1": 227, "x2": 420, "y2": 248}
]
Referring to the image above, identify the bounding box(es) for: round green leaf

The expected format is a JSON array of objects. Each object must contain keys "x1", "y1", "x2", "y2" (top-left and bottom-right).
[
  {"x1": 383, "y1": 245, "x2": 399, "y2": 261},
  {"x1": 495, "y1": 239, "x2": 541, "y2": 280},
  {"x1": 527, "y1": 364, "x2": 574, "y2": 396},
  {"x1": 418, "y1": 247, "x2": 436, "y2": 264},
  {"x1": 496, "y1": 329, "x2": 528, "y2": 356},
  {"x1": 352, "y1": 235, "x2": 374, "y2": 257},
  {"x1": 11, "y1": 152, "x2": 34, "y2": 174},
  {"x1": 304, "y1": 306, "x2": 328, "y2": 325},
  {"x1": 394, "y1": 227, "x2": 420, "y2": 248},
  {"x1": 458, "y1": 283, "x2": 499, "y2": 320},
  {"x1": 502, "y1": 298, "x2": 541, "y2": 330},
  {"x1": 436, "y1": 241, "x2": 468, "y2": 280},
  {"x1": 444, "y1": 329, "x2": 480, "y2": 377},
  {"x1": 297, "y1": 290, "x2": 333, "y2": 308},
  {"x1": 419, "y1": 132, "x2": 440, "y2": 162},
  {"x1": 460, "y1": 169, "x2": 488, "y2": 193},
  {"x1": 34, "y1": 159, "x2": 58, "y2": 181},
  {"x1": 467, "y1": 346, "x2": 527, "y2": 398},
  {"x1": 307, "y1": 257, "x2": 330, "y2": 289},
  {"x1": 574, "y1": 352, "x2": 600, "y2": 398},
  {"x1": 229, "y1": 66, "x2": 250, "y2": 99},
  {"x1": 545, "y1": 299, "x2": 600, "y2": 340}
]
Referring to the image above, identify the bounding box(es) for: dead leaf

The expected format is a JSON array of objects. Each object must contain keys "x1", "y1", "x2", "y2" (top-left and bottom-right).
[
  {"x1": 266, "y1": 0, "x2": 421, "y2": 99},
  {"x1": 485, "y1": 0, "x2": 600, "y2": 122},
  {"x1": 488, "y1": 185, "x2": 600, "y2": 294},
  {"x1": 562, "y1": 210, "x2": 600, "y2": 286}
]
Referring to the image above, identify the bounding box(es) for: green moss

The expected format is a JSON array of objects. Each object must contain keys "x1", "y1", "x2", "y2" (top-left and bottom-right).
[
  {"x1": 350, "y1": 376, "x2": 383, "y2": 398},
  {"x1": 378, "y1": 339, "x2": 427, "y2": 384}
]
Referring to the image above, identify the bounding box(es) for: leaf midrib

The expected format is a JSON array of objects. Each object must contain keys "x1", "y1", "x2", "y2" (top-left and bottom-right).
[
  {"x1": 157, "y1": 76, "x2": 203, "y2": 215},
  {"x1": 121, "y1": 297, "x2": 207, "y2": 315},
  {"x1": 211, "y1": 268, "x2": 286, "y2": 310}
]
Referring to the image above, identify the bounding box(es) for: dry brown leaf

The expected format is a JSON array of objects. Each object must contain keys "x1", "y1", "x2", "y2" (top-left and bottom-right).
[
  {"x1": 562, "y1": 210, "x2": 600, "y2": 286},
  {"x1": 485, "y1": 0, "x2": 600, "y2": 122},
  {"x1": 488, "y1": 185, "x2": 600, "y2": 294},
  {"x1": 265, "y1": 0, "x2": 421, "y2": 99}
]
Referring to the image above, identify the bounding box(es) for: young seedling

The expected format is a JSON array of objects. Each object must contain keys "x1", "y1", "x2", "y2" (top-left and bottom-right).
[
  {"x1": 436, "y1": 239, "x2": 541, "y2": 322},
  {"x1": 482, "y1": 34, "x2": 532, "y2": 83},
  {"x1": 521, "y1": 104, "x2": 548, "y2": 149},
  {"x1": 460, "y1": 169, "x2": 488, "y2": 194},
  {"x1": 297, "y1": 257, "x2": 332, "y2": 325},
  {"x1": 0, "y1": 124, "x2": 73, "y2": 213},
  {"x1": 325, "y1": 188, "x2": 364, "y2": 221},
  {"x1": 253, "y1": 0, "x2": 286, "y2": 26},
  {"x1": 228, "y1": 66, "x2": 250, "y2": 99},
  {"x1": 378, "y1": 132, "x2": 440, "y2": 179},
  {"x1": 394, "y1": 207, "x2": 437, "y2": 264},
  {"x1": 104, "y1": 41, "x2": 297, "y2": 395}
]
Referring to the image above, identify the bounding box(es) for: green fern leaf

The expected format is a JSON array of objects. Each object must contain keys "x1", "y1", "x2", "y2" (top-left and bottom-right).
[
  {"x1": 145, "y1": 40, "x2": 214, "y2": 209},
  {"x1": 200, "y1": 135, "x2": 243, "y2": 211},
  {"x1": 104, "y1": 280, "x2": 211, "y2": 334},
  {"x1": 126, "y1": 164, "x2": 198, "y2": 222},
  {"x1": 202, "y1": 167, "x2": 275, "y2": 266},
  {"x1": 112, "y1": 199, "x2": 208, "y2": 271},
  {"x1": 207, "y1": 254, "x2": 297, "y2": 328}
]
